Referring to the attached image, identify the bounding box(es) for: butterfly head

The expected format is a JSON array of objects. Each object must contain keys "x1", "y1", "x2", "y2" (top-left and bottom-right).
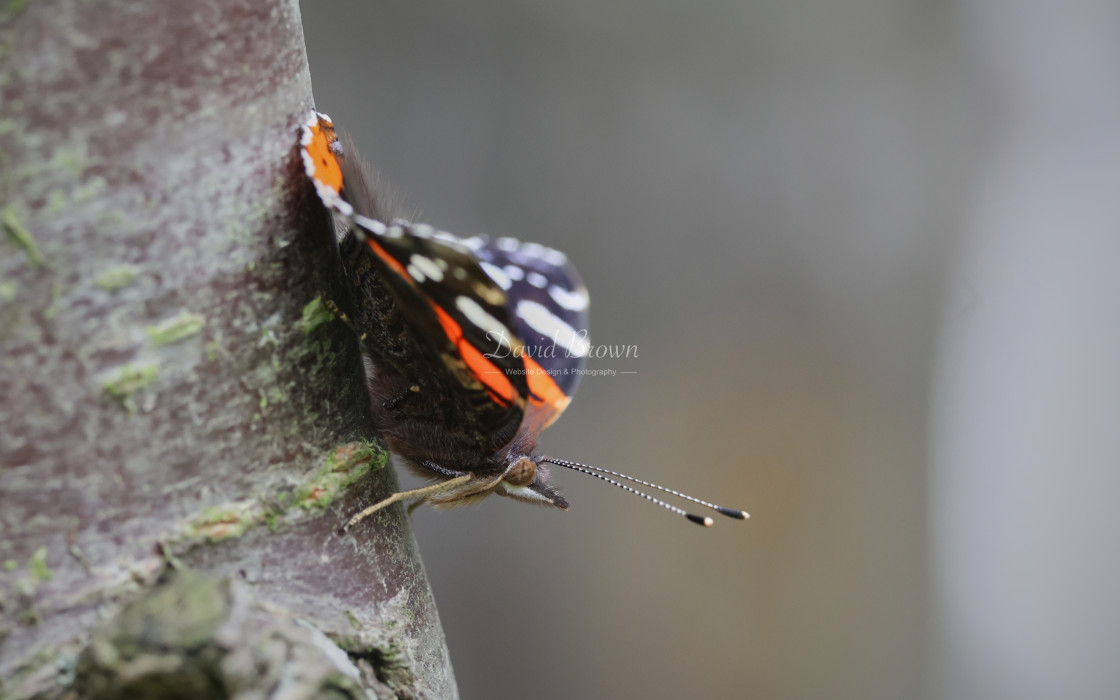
[
  {"x1": 416, "y1": 452, "x2": 568, "y2": 510},
  {"x1": 495, "y1": 455, "x2": 570, "y2": 510}
]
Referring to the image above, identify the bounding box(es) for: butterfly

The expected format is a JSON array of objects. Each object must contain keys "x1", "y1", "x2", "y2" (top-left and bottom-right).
[{"x1": 300, "y1": 111, "x2": 747, "y2": 527}]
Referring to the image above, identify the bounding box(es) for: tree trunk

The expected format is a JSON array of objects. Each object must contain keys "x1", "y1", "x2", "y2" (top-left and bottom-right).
[{"x1": 0, "y1": 1, "x2": 456, "y2": 697}]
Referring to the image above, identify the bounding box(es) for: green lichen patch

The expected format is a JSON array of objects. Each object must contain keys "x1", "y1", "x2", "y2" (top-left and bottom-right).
[
  {"x1": 44, "y1": 188, "x2": 67, "y2": 216},
  {"x1": 72, "y1": 175, "x2": 107, "y2": 204},
  {"x1": 28, "y1": 545, "x2": 52, "y2": 583},
  {"x1": 43, "y1": 280, "x2": 62, "y2": 320},
  {"x1": 263, "y1": 507, "x2": 281, "y2": 531},
  {"x1": 122, "y1": 571, "x2": 229, "y2": 650},
  {"x1": 204, "y1": 338, "x2": 225, "y2": 362},
  {"x1": 77, "y1": 571, "x2": 372, "y2": 700},
  {"x1": 3, "y1": 558, "x2": 17, "y2": 571},
  {"x1": 252, "y1": 385, "x2": 289, "y2": 412},
  {"x1": 298, "y1": 441, "x2": 387, "y2": 510},
  {"x1": 267, "y1": 386, "x2": 288, "y2": 405},
  {"x1": 301, "y1": 296, "x2": 336, "y2": 334},
  {"x1": 331, "y1": 440, "x2": 386, "y2": 473},
  {"x1": 298, "y1": 484, "x2": 331, "y2": 508},
  {"x1": 51, "y1": 145, "x2": 86, "y2": 177},
  {"x1": 331, "y1": 636, "x2": 417, "y2": 697},
  {"x1": 74, "y1": 570, "x2": 232, "y2": 698},
  {"x1": 102, "y1": 362, "x2": 157, "y2": 400},
  {"x1": 191, "y1": 504, "x2": 254, "y2": 542},
  {"x1": 0, "y1": 279, "x2": 16, "y2": 301},
  {"x1": 95, "y1": 265, "x2": 136, "y2": 291},
  {"x1": 344, "y1": 610, "x2": 362, "y2": 630},
  {"x1": 2, "y1": 205, "x2": 46, "y2": 268},
  {"x1": 146, "y1": 311, "x2": 206, "y2": 346},
  {"x1": 170, "y1": 501, "x2": 263, "y2": 548},
  {"x1": 169, "y1": 441, "x2": 387, "y2": 553}
]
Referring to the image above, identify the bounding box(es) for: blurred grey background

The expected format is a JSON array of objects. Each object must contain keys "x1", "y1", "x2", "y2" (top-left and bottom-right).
[{"x1": 303, "y1": 1, "x2": 1120, "y2": 698}]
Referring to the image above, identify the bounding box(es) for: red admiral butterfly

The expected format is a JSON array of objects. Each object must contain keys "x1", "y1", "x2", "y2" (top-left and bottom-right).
[{"x1": 300, "y1": 111, "x2": 747, "y2": 527}]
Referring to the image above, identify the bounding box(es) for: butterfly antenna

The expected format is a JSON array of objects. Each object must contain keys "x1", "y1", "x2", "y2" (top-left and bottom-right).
[{"x1": 540, "y1": 457, "x2": 748, "y2": 526}]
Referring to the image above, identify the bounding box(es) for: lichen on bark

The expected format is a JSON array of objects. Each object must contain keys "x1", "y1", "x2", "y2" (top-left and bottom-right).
[{"x1": 75, "y1": 568, "x2": 378, "y2": 699}]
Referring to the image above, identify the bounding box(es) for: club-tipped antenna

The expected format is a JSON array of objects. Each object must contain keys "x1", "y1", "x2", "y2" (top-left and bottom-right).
[{"x1": 540, "y1": 457, "x2": 749, "y2": 526}]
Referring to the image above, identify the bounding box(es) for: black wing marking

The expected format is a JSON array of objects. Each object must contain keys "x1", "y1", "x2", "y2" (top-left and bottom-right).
[
  {"x1": 333, "y1": 136, "x2": 530, "y2": 402},
  {"x1": 352, "y1": 220, "x2": 534, "y2": 402},
  {"x1": 331, "y1": 143, "x2": 529, "y2": 456}
]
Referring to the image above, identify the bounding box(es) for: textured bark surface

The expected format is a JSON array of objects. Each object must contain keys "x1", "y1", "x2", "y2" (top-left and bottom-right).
[{"x1": 0, "y1": 1, "x2": 455, "y2": 698}]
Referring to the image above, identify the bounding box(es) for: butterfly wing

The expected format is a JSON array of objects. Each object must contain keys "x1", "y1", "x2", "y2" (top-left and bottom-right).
[
  {"x1": 474, "y1": 237, "x2": 590, "y2": 431},
  {"x1": 301, "y1": 111, "x2": 588, "y2": 457},
  {"x1": 303, "y1": 112, "x2": 535, "y2": 456}
]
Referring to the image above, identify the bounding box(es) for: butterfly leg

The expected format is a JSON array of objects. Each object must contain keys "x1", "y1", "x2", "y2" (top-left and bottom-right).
[
  {"x1": 343, "y1": 474, "x2": 472, "y2": 530},
  {"x1": 404, "y1": 459, "x2": 472, "y2": 515}
]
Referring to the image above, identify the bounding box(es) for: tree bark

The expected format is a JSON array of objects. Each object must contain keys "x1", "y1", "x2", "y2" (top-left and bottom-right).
[{"x1": 0, "y1": 1, "x2": 456, "y2": 698}]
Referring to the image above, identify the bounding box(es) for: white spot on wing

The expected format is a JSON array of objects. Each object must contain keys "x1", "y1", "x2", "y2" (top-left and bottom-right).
[
  {"x1": 409, "y1": 255, "x2": 443, "y2": 282},
  {"x1": 460, "y1": 236, "x2": 486, "y2": 252},
  {"x1": 480, "y1": 262, "x2": 512, "y2": 290},
  {"x1": 549, "y1": 285, "x2": 589, "y2": 311},
  {"x1": 527, "y1": 272, "x2": 548, "y2": 289},
  {"x1": 504, "y1": 264, "x2": 525, "y2": 281},
  {"x1": 516, "y1": 300, "x2": 590, "y2": 357},
  {"x1": 517, "y1": 242, "x2": 567, "y2": 266},
  {"x1": 456, "y1": 296, "x2": 512, "y2": 347},
  {"x1": 353, "y1": 214, "x2": 386, "y2": 235},
  {"x1": 542, "y1": 247, "x2": 567, "y2": 266},
  {"x1": 497, "y1": 237, "x2": 520, "y2": 252},
  {"x1": 432, "y1": 231, "x2": 469, "y2": 252}
]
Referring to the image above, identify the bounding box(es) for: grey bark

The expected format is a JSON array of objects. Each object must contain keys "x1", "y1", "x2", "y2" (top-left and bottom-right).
[{"x1": 0, "y1": 1, "x2": 456, "y2": 698}]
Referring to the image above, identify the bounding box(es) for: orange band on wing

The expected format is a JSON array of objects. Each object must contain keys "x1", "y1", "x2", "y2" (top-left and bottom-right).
[
  {"x1": 523, "y1": 356, "x2": 571, "y2": 429},
  {"x1": 524, "y1": 356, "x2": 566, "y2": 408},
  {"x1": 365, "y1": 238, "x2": 412, "y2": 281},
  {"x1": 431, "y1": 304, "x2": 517, "y2": 405},
  {"x1": 306, "y1": 120, "x2": 343, "y2": 193}
]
